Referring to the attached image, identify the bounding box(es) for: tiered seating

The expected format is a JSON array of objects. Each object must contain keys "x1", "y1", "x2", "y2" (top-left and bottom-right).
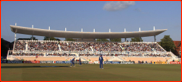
[
  {"x1": 59, "y1": 42, "x2": 91, "y2": 51},
  {"x1": 9, "y1": 40, "x2": 172, "y2": 62},
  {"x1": 14, "y1": 40, "x2": 165, "y2": 52},
  {"x1": 28, "y1": 41, "x2": 59, "y2": 51},
  {"x1": 92, "y1": 42, "x2": 122, "y2": 51},
  {"x1": 14, "y1": 40, "x2": 26, "y2": 51},
  {"x1": 121, "y1": 42, "x2": 164, "y2": 52}
]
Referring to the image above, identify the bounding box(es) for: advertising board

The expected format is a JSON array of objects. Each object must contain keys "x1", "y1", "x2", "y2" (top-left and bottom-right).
[
  {"x1": 1, "y1": 60, "x2": 7, "y2": 63},
  {"x1": 7, "y1": 60, "x2": 22, "y2": 63},
  {"x1": 170, "y1": 61, "x2": 181, "y2": 64}
]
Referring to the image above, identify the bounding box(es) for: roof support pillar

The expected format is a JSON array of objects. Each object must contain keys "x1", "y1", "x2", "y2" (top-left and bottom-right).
[
  {"x1": 49, "y1": 26, "x2": 51, "y2": 40},
  {"x1": 14, "y1": 33, "x2": 16, "y2": 41},
  {"x1": 81, "y1": 28, "x2": 83, "y2": 32},
  {"x1": 125, "y1": 38, "x2": 126, "y2": 42},
  {"x1": 153, "y1": 26, "x2": 155, "y2": 31},
  {"x1": 32, "y1": 35, "x2": 34, "y2": 40},
  {"x1": 154, "y1": 35, "x2": 156, "y2": 42},
  {"x1": 13, "y1": 32, "x2": 17, "y2": 53},
  {"x1": 14, "y1": 29, "x2": 17, "y2": 41},
  {"x1": 139, "y1": 27, "x2": 141, "y2": 32},
  {"x1": 65, "y1": 28, "x2": 67, "y2": 31},
  {"x1": 32, "y1": 25, "x2": 34, "y2": 40}
]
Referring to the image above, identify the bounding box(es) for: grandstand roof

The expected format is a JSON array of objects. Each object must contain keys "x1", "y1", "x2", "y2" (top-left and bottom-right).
[{"x1": 10, "y1": 25, "x2": 167, "y2": 39}]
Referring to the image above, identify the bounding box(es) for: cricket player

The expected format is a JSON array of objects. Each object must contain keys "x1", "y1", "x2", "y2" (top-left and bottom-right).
[
  {"x1": 99, "y1": 55, "x2": 104, "y2": 69},
  {"x1": 70, "y1": 57, "x2": 75, "y2": 67},
  {"x1": 79, "y1": 58, "x2": 82, "y2": 65}
]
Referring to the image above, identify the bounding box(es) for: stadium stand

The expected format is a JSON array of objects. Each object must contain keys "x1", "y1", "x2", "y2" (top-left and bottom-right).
[
  {"x1": 7, "y1": 25, "x2": 181, "y2": 64},
  {"x1": 13, "y1": 40, "x2": 165, "y2": 52},
  {"x1": 6, "y1": 40, "x2": 178, "y2": 64}
]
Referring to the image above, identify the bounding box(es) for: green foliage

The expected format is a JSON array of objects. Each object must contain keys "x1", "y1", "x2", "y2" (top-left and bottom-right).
[
  {"x1": 44, "y1": 36, "x2": 57, "y2": 40},
  {"x1": 30, "y1": 36, "x2": 38, "y2": 40},
  {"x1": 110, "y1": 38, "x2": 121, "y2": 42},
  {"x1": 1, "y1": 38, "x2": 9, "y2": 55},
  {"x1": 159, "y1": 35, "x2": 176, "y2": 52},
  {"x1": 96, "y1": 39, "x2": 109, "y2": 42},
  {"x1": 17, "y1": 37, "x2": 38, "y2": 40},
  {"x1": 131, "y1": 37, "x2": 143, "y2": 42},
  {"x1": 56, "y1": 38, "x2": 61, "y2": 41},
  {"x1": 17, "y1": 38, "x2": 31, "y2": 40},
  {"x1": 65, "y1": 38, "x2": 75, "y2": 41}
]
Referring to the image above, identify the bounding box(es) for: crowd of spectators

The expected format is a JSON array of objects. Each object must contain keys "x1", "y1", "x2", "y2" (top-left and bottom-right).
[
  {"x1": 28, "y1": 42, "x2": 59, "y2": 51},
  {"x1": 59, "y1": 42, "x2": 91, "y2": 51},
  {"x1": 121, "y1": 43, "x2": 164, "y2": 52},
  {"x1": 14, "y1": 41, "x2": 26, "y2": 51},
  {"x1": 10, "y1": 40, "x2": 171, "y2": 58},
  {"x1": 14, "y1": 40, "x2": 165, "y2": 52},
  {"x1": 10, "y1": 53, "x2": 44, "y2": 56},
  {"x1": 91, "y1": 42, "x2": 122, "y2": 51},
  {"x1": 144, "y1": 53, "x2": 171, "y2": 57},
  {"x1": 10, "y1": 53, "x2": 171, "y2": 57},
  {"x1": 59, "y1": 42, "x2": 164, "y2": 52}
]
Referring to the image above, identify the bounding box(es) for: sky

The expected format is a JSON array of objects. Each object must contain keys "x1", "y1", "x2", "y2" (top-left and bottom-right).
[{"x1": 1, "y1": 1, "x2": 181, "y2": 42}]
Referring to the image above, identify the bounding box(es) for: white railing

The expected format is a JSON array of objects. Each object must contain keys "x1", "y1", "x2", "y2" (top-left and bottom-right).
[
  {"x1": 17, "y1": 40, "x2": 159, "y2": 43},
  {"x1": 156, "y1": 42, "x2": 166, "y2": 52},
  {"x1": 58, "y1": 44, "x2": 61, "y2": 51},
  {"x1": 12, "y1": 40, "x2": 16, "y2": 53}
]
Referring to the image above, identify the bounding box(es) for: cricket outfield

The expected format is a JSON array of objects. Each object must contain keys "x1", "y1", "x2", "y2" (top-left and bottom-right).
[{"x1": 1, "y1": 64, "x2": 181, "y2": 81}]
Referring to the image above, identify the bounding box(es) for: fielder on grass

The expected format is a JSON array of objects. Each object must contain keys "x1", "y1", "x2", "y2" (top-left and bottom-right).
[
  {"x1": 70, "y1": 57, "x2": 75, "y2": 67},
  {"x1": 79, "y1": 58, "x2": 82, "y2": 65},
  {"x1": 99, "y1": 55, "x2": 104, "y2": 69}
]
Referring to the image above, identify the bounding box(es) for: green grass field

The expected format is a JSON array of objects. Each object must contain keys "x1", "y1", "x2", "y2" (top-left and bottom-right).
[{"x1": 1, "y1": 63, "x2": 181, "y2": 81}]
